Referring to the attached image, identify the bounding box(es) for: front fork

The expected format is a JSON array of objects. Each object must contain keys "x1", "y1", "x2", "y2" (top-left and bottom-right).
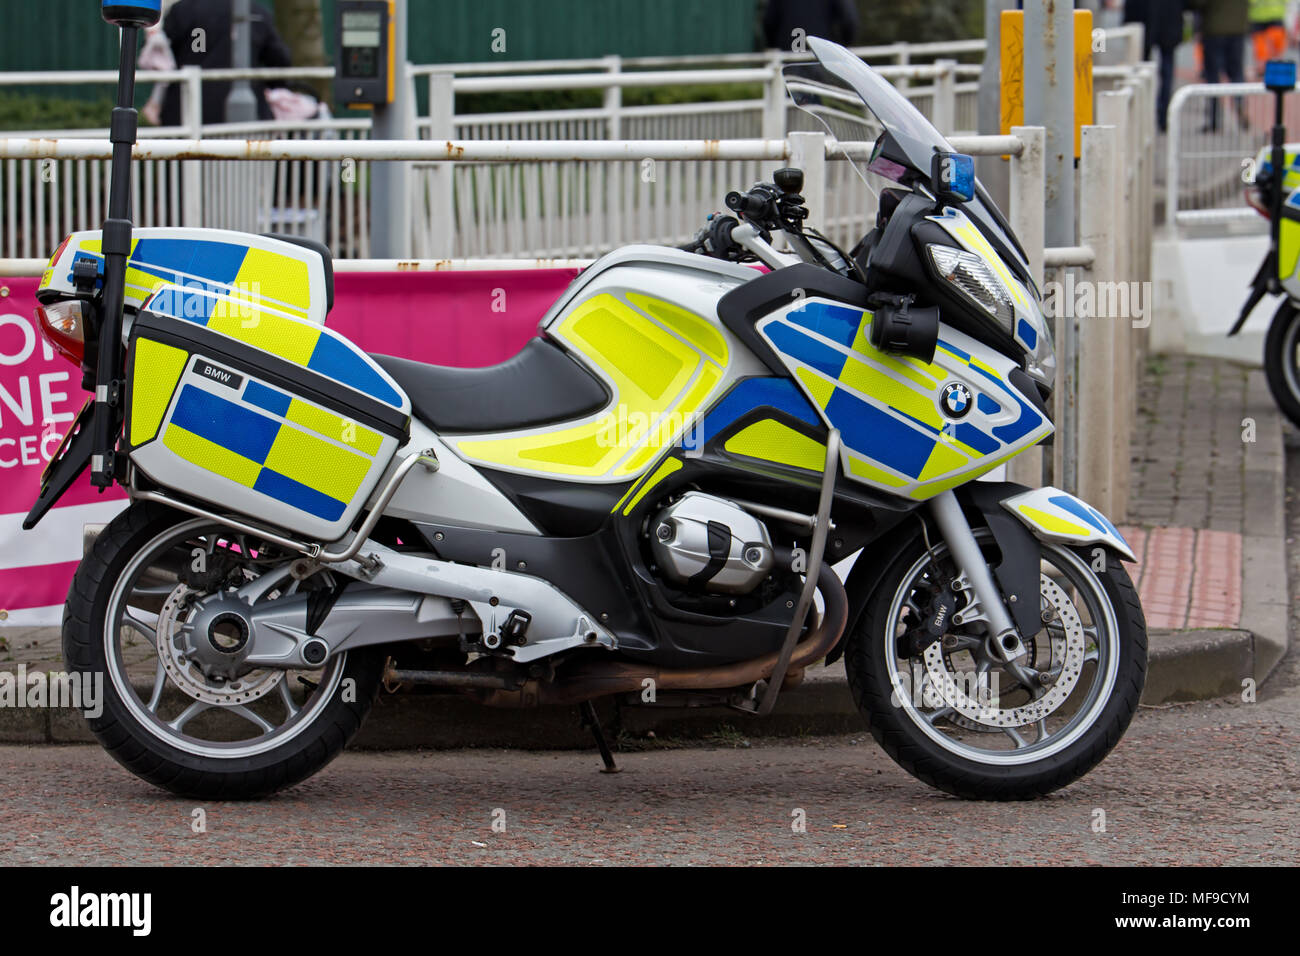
[{"x1": 928, "y1": 490, "x2": 1029, "y2": 665}]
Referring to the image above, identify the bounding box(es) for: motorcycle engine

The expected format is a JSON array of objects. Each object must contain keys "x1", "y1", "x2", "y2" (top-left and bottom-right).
[{"x1": 649, "y1": 492, "x2": 775, "y2": 595}]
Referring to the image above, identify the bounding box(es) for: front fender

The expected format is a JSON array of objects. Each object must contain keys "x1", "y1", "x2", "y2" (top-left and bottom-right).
[
  {"x1": 999, "y1": 486, "x2": 1136, "y2": 562},
  {"x1": 829, "y1": 482, "x2": 1132, "y2": 666}
]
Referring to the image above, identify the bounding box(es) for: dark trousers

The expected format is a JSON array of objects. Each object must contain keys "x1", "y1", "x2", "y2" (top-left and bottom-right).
[
  {"x1": 1157, "y1": 44, "x2": 1176, "y2": 131},
  {"x1": 1202, "y1": 34, "x2": 1247, "y2": 130}
]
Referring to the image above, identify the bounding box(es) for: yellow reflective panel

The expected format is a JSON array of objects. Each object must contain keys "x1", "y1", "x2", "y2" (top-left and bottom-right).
[
  {"x1": 724, "y1": 418, "x2": 826, "y2": 471},
  {"x1": 458, "y1": 295, "x2": 724, "y2": 480},
  {"x1": 625, "y1": 292, "x2": 729, "y2": 366},
  {"x1": 1016, "y1": 504, "x2": 1092, "y2": 537},
  {"x1": 286, "y1": 398, "x2": 382, "y2": 456},
  {"x1": 622, "y1": 456, "x2": 682, "y2": 515},
  {"x1": 207, "y1": 304, "x2": 319, "y2": 366},
  {"x1": 164, "y1": 424, "x2": 261, "y2": 488},
  {"x1": 1282, "y1": 218, "x2": 1300, "y2": 280},
  {"x1": 848, "y1": 455, "x2": 909, "y2": 487},
  {"x1": 795, "y1": 366, "x2": 835, "y2": 410},
  {"x1": 612, "y1": 365, "x2": 722, "y2": 477},
  {"x1": 838, "y1": 355, "x2": 944, "y2": 430},
  {"x1": 918, "y1": 437, "x2": 969, "y2": 481},
  {"x1": 458, "y1": 422, "x2": 617, "y2": 478},
  {"x1": 565, "y1": 295, "x2": 697, "y2": 401},
  {"x1": 130, "y1": 338, "x2": 188, "y2": 446},
  {"x1": 235, "y1": 248, "x2": 311, "y2": 318},
  {"x1": 517, "y1": 430, "x2": 616, "y2": 470},
  {"x1": 262, "y1": 425, "x2": 371, "y2": 503}
]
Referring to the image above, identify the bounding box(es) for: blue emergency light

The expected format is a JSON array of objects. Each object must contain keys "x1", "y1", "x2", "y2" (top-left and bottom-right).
[
  {"x1": 932, "y1": 151, "x2": 976, "y2": 205},
  {"x1": 1265, "y1": 59, "x2": 1296, "y2": 93},
  {"x1": 101, "y1": 0, "x2": 161, "y2": 28}
]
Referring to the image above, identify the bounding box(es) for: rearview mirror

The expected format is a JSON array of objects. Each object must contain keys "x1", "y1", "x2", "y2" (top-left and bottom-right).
[{"x1": 931, "y1": 151, "x2": 975, "y2": 206}]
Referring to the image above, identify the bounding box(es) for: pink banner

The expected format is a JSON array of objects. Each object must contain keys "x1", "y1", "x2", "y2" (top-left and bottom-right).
[
  {"x1": 0, "y1": 267, "x2": 580, "y2": 624},
  {"x1": 328, "y1": 268, "x2": 581, "y2": 367}
]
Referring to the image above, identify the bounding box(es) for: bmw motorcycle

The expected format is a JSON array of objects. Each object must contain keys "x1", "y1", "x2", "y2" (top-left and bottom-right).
[
  {"x1": 28, "y1": 20, "x2": 1146, "y2": 800},
  {"x1": 1233, "y1": 58, "x2": 1300, "y2": 424}
]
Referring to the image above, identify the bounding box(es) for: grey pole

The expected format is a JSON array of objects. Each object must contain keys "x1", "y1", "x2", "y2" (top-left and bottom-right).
[
  {"x1": 977, "y1": 0, "x2": 1013, "y2": 210},
  {"x1": 370, "y1": 0, "x2": 412, "y2": 258},
  {"x1": 225, "y1": 0, "x2": 259, "y2": 123},
  {"x1": 1022, "y1": 0, "x2": 1074, "y2": 248}
]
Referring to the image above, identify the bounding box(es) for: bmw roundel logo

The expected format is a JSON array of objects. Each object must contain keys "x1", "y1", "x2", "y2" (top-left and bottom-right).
[{"x1": 940, "y1": 382, "x2": 973, "y2": 419}]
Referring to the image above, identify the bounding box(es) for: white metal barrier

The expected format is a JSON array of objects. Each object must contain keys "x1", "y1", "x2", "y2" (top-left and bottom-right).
[
  {"x1": 1164, "y1": 80, "x2": 1300, "y2": 231},
  {"x1": 8, "y1": 29, "x2": 1159, "y2": 260}
]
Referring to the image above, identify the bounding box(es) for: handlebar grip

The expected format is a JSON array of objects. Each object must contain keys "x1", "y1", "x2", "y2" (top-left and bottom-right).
[{"x1": 725, "y1": 190, "x2": 769, "y2": 218}]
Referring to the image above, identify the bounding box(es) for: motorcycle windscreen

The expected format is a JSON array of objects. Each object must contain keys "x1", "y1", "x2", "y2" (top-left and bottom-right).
[{"x1": 788, "y1": 37, "x2": 1032, "y2": 277}]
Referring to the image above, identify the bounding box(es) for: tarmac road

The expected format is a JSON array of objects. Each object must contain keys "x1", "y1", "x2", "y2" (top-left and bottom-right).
[
  {"x1": 1, "y1": 441, "x2": 1297, "y2": 868},
  {"x1": 0, "y1": 649, "x2": 1295, "y2": 866}
]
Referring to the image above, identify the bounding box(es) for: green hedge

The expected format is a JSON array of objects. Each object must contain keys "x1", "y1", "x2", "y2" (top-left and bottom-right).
[{"x1": 0, "y1": 90, "x2": 115, "y2": 132}]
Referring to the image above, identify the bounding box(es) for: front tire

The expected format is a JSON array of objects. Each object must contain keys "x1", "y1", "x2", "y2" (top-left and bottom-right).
[
  {"x1": 845, "y1": 529, "x2": 1147, "y2": 799},
  {"x1": 64, "y1": 502, "x2": 384, "y2": 799},
  {"x1": 1263, "y1": 300, "x2": 1300, "y2": 428}
]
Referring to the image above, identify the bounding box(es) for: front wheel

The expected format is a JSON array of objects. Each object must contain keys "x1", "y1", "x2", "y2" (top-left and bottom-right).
[
  {"x1": 64, "y1": 502, "x2": 384, "y2": 799},
  {"x1": 845, "y1": 529, "x2": 1147, "y2": 799},
  {"x1": 1263, "y1": 299, "x2": 1300, "y2": 428}
]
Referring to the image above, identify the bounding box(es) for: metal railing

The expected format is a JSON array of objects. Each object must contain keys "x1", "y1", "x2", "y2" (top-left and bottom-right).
[
  {"x1": 0, "y1": 28, "x2": 1146, "y2": 260},
  {"x1": 1164, "y1": 81, "x2": 1300, "y2": 232}
]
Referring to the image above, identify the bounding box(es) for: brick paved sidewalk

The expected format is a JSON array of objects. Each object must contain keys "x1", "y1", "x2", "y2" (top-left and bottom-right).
[{"x1": 1122, "y1": 355, "x2": 1278, "y2": 630}]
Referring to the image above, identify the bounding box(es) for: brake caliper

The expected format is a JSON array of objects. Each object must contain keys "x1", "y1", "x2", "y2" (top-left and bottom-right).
[{"x1": 897, "y1": 582, "x2": 958, "y2": 658}]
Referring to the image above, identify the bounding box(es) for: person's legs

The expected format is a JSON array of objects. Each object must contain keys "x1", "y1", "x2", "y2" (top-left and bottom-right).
[
  {"x1": 1224, "y1": 33, "x2": 1248, "y2": 127},
  {"x1": 1158, "y1": 44, "x2": 1176, "y2": 132},
  {"x1": 1202, "y1": 35, "x2": 1226, "y2": 130},
  {"x1": 1224, "y1": 32, "x2": 1246, "y2": 82}
]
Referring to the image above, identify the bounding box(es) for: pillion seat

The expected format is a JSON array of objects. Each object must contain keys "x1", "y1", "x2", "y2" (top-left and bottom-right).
[{"x1": 371, "y1": 337, "x2": 610, "y2": 433}]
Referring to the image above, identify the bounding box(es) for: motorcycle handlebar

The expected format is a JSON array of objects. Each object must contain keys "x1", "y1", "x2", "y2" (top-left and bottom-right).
[{"x1": 725, "y1": 189, "x2": 773, "y2": 219}]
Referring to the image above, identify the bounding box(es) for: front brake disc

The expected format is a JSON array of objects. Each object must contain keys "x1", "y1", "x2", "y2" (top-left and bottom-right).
[{"x1": 923, "y1": 574, "x2": 1085, "y2": 730}]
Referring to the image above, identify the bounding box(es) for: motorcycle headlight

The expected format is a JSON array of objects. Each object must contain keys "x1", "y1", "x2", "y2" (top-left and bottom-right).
[{"x1": 927, "y1": 245, "x2": 1015, "y2": 334}]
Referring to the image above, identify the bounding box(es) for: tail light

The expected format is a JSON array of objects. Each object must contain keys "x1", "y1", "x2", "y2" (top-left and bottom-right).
[{"x1": 36, "y1": 299, "x2": 87, "y2": 367}]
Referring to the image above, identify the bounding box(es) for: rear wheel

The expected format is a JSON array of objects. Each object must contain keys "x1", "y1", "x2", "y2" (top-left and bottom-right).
[
  {"x1": 64, "y1": 502, "x2": 383, "y2": 799},
  {"x1": 845, "y1": 529, "x2": 1147, "y2": 799},
  {"x1": 1263, "y1": 300, "x2": 1300, "y2": 428}
]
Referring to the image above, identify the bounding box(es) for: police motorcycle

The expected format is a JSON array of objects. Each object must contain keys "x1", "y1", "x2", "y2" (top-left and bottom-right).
[{"x1": 28, "y1": 6, "x2": 1146, "y2": 799}]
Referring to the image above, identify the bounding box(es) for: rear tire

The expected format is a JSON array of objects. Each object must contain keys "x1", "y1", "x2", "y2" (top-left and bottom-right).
[
  {"x1": 1263, "y1": 300, "x2": 1300, "y2": 428},
  {"x1": 64, "y1": 502, "x2": 384, "y2": 799}
]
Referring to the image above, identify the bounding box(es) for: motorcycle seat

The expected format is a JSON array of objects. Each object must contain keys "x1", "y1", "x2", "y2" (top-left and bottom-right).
[{"x1": 371, "y1": 337, "x2": 610, "y2": 433}]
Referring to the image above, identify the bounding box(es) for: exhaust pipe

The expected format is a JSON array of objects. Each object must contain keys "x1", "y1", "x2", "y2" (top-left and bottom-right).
[{"x1": 476, "y1": 563, "x2": 848, "y2": 708}]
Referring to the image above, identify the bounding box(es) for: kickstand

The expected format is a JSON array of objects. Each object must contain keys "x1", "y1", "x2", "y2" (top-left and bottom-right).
[{"x1": 578, "y1": 701, "x2": 620, "y2": 773}]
